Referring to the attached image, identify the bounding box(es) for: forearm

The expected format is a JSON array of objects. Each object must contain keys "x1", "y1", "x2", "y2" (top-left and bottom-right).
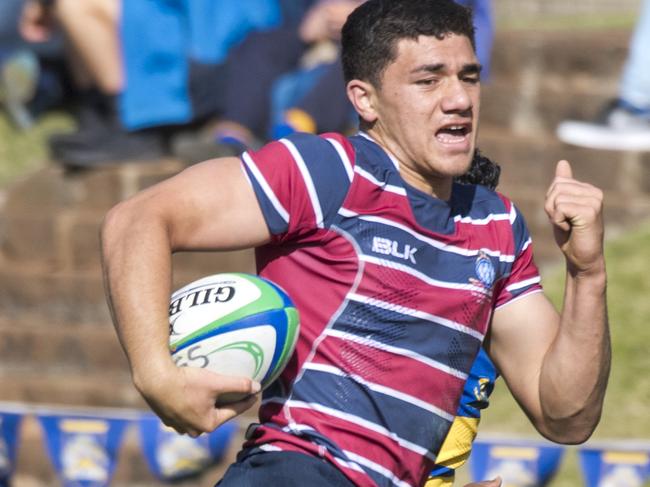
[
  {"x1": 539, "y1": 263, "x2": 610, "y2": 442},
  {"x1": 98, "y1": 161, "x2": 269, "y2": 435},
  {"x1": 101, "y1": 200, "x2": 176, "y2": 389}
]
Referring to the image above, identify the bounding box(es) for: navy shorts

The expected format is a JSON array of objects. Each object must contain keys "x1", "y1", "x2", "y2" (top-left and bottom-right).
[{"x1": 216, "y1": 448, "x2": 355, "y2": 486}]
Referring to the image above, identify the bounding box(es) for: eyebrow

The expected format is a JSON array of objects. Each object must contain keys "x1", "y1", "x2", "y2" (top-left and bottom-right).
[{"x1": 410, "y1": 63, "x2": 483, "y2": 76}]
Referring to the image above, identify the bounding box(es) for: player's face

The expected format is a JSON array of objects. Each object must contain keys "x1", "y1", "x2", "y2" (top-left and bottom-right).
[{"x1": 371, "y1": 34, "x2": 480, "y2": 198}]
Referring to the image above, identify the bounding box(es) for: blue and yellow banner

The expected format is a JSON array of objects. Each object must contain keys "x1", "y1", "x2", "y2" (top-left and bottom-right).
[
  {"x1": 578, "y1": 443, "x2": 650, "y2": 487},
  {"x1": 469, "y1": 438, "x2": 565, "y2": 486},
  {"x1": 137, "y1": 412, "x2": 238, "y2": 481},
  {"x1": 0, "y1": 410, "x2": 23, "y2": 486},
  {"x1": 37, "y1": 414, "x2": 129, "y2": 487}
]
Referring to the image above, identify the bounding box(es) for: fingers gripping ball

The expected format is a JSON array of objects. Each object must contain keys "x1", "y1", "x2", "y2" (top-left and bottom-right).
[{"x1": 169, "y1": 273, "x2": 300, "y2": 403}]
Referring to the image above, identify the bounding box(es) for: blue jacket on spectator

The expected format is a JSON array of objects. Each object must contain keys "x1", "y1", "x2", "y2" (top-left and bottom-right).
[{"x1": 120, "y1": 0, "x2": 288, "y2": 130}]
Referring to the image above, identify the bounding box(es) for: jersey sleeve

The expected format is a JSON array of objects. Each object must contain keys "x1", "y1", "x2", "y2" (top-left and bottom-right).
[
  {"x1": 241, "y1": 132, "x2": 355, "y2": 244},
  {"x1": 426, "y1": 349, "x2": 498, "y2": 485},
  {"x1": 495, "y1": 198, "x2": 543, "y2": 308}
]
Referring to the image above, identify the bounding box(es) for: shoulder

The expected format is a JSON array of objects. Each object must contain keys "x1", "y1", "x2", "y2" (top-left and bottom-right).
[
  {"x1": 452, "y1": 185, "x2": 530, "y2": 256},
  {"x1": 253, "y1": 132, "x2": 356, "y2": 171},
  {"x1": 453, "y1": 184, "x2": 514, "y2": 221},
  {"x1": 243, "y1": 132, "x2": 354, "y2": 174},
  {"x1": 242, "y1": 133, "x2": 357, "y2": 234}
]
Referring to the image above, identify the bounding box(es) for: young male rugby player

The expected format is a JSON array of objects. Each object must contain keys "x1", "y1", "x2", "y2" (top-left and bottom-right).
[{"x1": 101, "y1": 1, "x2": 610, "y2": 485}]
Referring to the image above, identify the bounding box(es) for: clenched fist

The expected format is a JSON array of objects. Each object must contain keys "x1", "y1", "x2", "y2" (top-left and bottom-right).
[{"x1": 544, "y1": 160, "x2": 605, "y2": 276}]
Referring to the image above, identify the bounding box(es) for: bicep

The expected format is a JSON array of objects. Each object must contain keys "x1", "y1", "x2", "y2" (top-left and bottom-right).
[
  {"x1": 486, "y1": 292, "x2": 560, "y2": 424},
  {"x1": 136, "y1": 157, "x2": 271, "y2": 251}
]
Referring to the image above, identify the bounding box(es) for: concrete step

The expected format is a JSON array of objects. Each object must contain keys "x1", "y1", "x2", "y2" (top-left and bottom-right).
[
  {"x1": 0, "y1": 371, "x2": 142, "y2": 408},
  {"x1": 0, "y1": 159, "x2": 255, "y2": 272},
  {"x1": 0, "y1": 201, "x2": 256, "y2": 271},
  {"x1": 481, "y1": 76, "x2": 618, "y2": 136},
  {"x1": 482, "y1": 29, "x2": 630, "y2": 135},
  {"x1": 0, "y1": 207, "x2": 104, "y2": 270},
  {"x1": 489, "y1": 30, "x2": 630, "y2": 84},
  {"x1": 0, "y1": 318, "x2": 128, "y2": 374},
  {"x1": 0, "y1": 262, "x2": 111, "y2": 324},
  {"x1": 2, "y1": 159, "x2": 184, "y2": 215}
]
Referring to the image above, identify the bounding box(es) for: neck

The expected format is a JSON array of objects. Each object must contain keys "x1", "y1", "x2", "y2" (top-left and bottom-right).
[{"x1": 362, "y1": 129, "x2": 454, "y2": 201}]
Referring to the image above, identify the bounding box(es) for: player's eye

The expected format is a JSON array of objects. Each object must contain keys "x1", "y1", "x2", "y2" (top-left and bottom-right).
[
  {"x1": 462, "y1": 75, "x2": 480, "y2": 84},
  {"x1": 415, "y1": 78, "x2": 436, "y2": 86}
]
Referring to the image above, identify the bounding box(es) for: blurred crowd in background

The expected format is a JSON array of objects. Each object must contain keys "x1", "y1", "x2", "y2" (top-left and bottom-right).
[
  {"x1": 0, "y1": 0, "x2": 648, "y2": 171},
  {"x1": 0, "y1": 0, "x2": 493, "y2": 169}
]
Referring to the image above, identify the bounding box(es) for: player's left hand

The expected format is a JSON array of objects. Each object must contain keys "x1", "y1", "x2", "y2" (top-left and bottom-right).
[{"x1": 544, "y1": 160, "x2": 605, "y2": 275}]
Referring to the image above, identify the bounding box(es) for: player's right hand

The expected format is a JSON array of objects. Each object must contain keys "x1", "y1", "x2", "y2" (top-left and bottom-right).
[{"x1": 135, "y1": 362, "x2": 260, "y2": 437}]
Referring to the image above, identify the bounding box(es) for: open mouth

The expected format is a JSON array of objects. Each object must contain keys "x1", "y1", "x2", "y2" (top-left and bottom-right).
[{"x1": 435, "y1": 123, "x2": 472, "y2": 144}]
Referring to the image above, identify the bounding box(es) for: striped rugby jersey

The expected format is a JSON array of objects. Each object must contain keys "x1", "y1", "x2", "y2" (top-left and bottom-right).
[{"x1": 240, "y1": 132, "x2": 543, "y2": 487}]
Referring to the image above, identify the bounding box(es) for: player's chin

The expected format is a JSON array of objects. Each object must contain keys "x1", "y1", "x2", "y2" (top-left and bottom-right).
[
  {"x1": 433, "y1": 143, "x2": 474, "y2": 168},
  {"x1": 437, "y1": 152, "x2": 474, "y2": 178}
]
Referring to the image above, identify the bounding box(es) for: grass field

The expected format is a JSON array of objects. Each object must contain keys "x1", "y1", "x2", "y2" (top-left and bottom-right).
[{"x1": 0, "y1": 112, "x2": 72, "y2": 189}]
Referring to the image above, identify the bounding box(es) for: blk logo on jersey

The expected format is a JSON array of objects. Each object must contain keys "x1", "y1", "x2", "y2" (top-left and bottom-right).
[{"x1": 371, "y1": 237, "x2": 418, "y2": 264}]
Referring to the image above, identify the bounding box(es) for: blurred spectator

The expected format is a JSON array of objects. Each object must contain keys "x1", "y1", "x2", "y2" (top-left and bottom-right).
[
  {"x1": 457, "y1": 0, "x2": 493, "y2": 81},
  {"x1": 172, "y1": 0, "x2": 363, "y2": 163},
  {"x1": 269, "y1": 57, "x2": 352, "y2": 141},
  {"x1": 0, "y1": 0, "x2": 70, "y2": 129},
  {"x1": 18, "y1": 0, "x2": 284, "y2": 168},
  {"x1": 556, "y1": 0, "x2": 650, "y2": 151}
]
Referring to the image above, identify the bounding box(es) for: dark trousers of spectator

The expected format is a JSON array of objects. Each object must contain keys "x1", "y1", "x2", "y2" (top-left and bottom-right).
[{"x1": 222, "y1": 27, "x2": 308, "y2": 137}]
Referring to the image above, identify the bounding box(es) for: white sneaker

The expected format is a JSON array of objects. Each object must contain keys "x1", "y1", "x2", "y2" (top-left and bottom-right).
[
  {"x1": 0, "y1": 49, "x2": 39, "y2": 130},
  {"x1": 556, "y1": 102, "x2": 650, "y2": 151}
]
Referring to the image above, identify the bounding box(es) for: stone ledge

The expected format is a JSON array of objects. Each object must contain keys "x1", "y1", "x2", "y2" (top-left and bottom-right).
[
  {"x1": 490, "y1": 29, "x2": 630, "y2": 82},
  {"x1": 3, "y1": 159, "x2": 184, "y2": 215},
  {"x1": 0, "y1": 371, "x2": 142, "y2": 408},
  {"x1": 0, "y1": 320, "x2": 128, "y2": 374}
]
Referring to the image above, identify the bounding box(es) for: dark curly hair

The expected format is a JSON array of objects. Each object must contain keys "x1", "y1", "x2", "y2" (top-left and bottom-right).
[
  {"x1": 455, "y1": 149, "x2": 501, "y2": 190},
  {"x1": 341, "y1": 0, "x2": 475, "y2": 87}
]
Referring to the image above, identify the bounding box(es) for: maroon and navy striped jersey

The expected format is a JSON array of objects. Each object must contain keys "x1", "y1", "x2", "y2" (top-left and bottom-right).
[{"x1": 240, "y1": 132, "x2": 542, "y2": 487}]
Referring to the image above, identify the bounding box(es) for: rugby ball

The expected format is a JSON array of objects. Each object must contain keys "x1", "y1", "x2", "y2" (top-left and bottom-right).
[{"x1": 168, "y1": 273, "x2": 299, "y2": 402}]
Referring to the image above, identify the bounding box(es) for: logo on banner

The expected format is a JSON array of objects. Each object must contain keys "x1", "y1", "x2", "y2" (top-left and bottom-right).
[
  {"x1": 38, "y1": 415, "x2": 128, "y2": 487},
  {"x1": 58, "y1": 419, "x2": 111, "y2": 483},
  {"x1": 470, "y1": 439, "x2": 565, "y2": 487},
  {"x1": 138, "y1": 413, "x2": 237, "y2": 481},
  {"x1": 486, "y1": 447, "x2": 538, "y2": 486},
  {"x1": 157, "y1": 428, "x2": 212, "y2": 477},
  {"x1": 579, "y1": 448, "x2": 650, "y2": 487}
]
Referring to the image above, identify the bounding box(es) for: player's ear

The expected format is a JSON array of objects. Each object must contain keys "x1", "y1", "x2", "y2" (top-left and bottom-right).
[{"x1": 347, "y1": 79, "x2": 378, "y2": 124}]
